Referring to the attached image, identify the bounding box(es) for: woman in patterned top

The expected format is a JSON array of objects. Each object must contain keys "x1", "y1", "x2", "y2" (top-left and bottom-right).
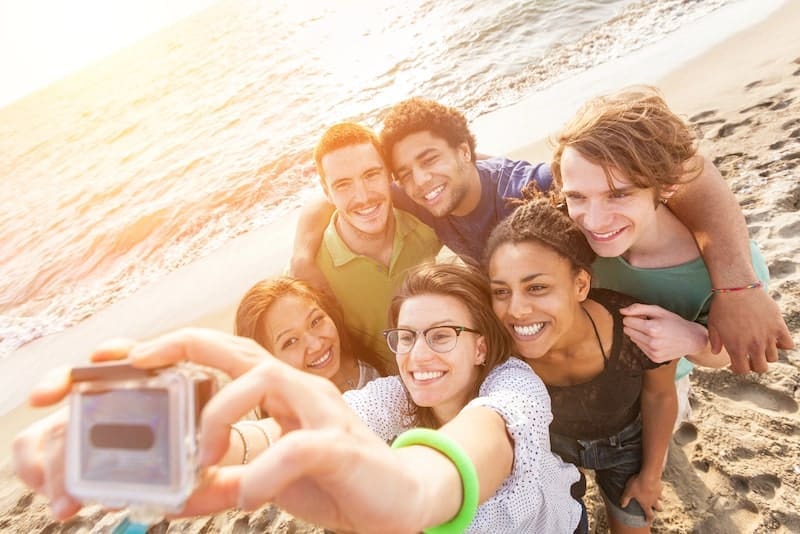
[
  {"x1": 486, "y1": 200, "x2": 678, "y2": 533},
  {"x1": 236, "y1": 276, "x2": 383, "y2": 392},
  {"x1": 13, "y1": 263, "x2": 584, "y2": 533}
]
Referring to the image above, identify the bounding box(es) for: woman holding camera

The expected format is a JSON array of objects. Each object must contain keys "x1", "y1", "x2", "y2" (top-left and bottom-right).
[{"x1": 14, "y1": 263, "x2": 584, "y2": 533}]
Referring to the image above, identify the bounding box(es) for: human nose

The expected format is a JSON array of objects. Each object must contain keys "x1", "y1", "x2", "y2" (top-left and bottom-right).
[
  {"x1": 508, "y1": 291, "x2": 532, "y2": 319},
  {"x1": 407, "y1": 332, "x2": 435, "y2": 361},
  {"x1": 303, "y1": 332, "x2": 323, "y2": 353},
  {"x1": 583, "y1": 200, "x2": 610, "y2": 230}
]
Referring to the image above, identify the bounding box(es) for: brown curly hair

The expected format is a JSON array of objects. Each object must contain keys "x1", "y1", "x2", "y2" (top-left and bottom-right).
[
  {"x1": 484, "y1": 198, "x2": 597, "y2": 277},
  {"x1": 380, "y1": 98, "x2": 476, "y2": 170},
  {"x1": 387, "y1": 261, "x2": 512, "y2": 428},
  {"x1": 551, "y1": 85, "x2": 703, "y2": 201}
]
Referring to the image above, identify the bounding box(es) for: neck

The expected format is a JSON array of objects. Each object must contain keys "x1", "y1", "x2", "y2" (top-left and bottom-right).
[
  {"x1": 331, "y1": 352, "x2": 359, "y2": 392},
  {"x1": 334, "y1": 210, "x2": 396, "y2": 267},
  {"x1": 543, "y1": 301, "x2": 598, "y2": 363},
  {"x1": 622, "y1": 205, "x2": 700, "y2": 268},
  {"x1": 450, "y1": 164, "x2": 482, "y2": 217}
]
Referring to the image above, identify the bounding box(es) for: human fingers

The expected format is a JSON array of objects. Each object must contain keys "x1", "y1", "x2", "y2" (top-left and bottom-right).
[
  {"x1": 28, "y1": 367, "x2": 73, "y2": 407},
  {"x1": 198, "y1": 361, "x2": 344, "y2": 467},
  {"x1": 623, "y1": 326, "x2": 662, "y2": 361},
  {"x1": 765, "y1": 342, "x2": 779, "y2": 364},
  {"x1": 776, "y1": 329, "x2": 795, "y2": 350},
  {"x1": 128, "y1": 328, "x2": 264, "y2": 378},
  {"x1": 40, "y1": 412, "x2": 82, "y2": 520},
  {"x1": 172, "y1": 466, "x2": 243, "y2": 517},
  {"x1": 622, "y1": 316, "x2": 652, "y2": 336},
  {"x1": 90, "y1": 338, "x2": 136, "y2": 362},
  {"x1": 619, "y1": 303, "x2": 662, "y2": 317},
  {"x1": 11, "y1": 410, "x2": 62, "y2": 491}
]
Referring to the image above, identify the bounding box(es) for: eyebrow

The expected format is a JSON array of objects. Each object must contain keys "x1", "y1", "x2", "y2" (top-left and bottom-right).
[
  {"x1": 562, "y1": 185, "x2": 639, "y2": 195},
  {"x1": 274, "y1": 307, "x2": 318, "y2": 344},
  {"x1": 396, "y1": 318, "x2": 457, "y2": 330},
  {"x1": 394, "y1": 148, "x2": 437, "y2": 174},
  {"x1": 490, "y1": 273, "x2": 544, "y2": 284}
]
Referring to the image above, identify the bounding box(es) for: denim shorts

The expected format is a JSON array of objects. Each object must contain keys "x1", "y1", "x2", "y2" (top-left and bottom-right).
[{"x1": 551, "y1": 416, "x2": 648, "y2": 528}]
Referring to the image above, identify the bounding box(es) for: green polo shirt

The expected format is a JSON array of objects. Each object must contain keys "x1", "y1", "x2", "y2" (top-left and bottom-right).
[{"x1": 316, "y1": 209, "x2": 441, "y2": 374}]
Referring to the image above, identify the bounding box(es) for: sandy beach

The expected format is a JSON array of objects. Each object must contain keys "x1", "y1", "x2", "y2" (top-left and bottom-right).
[{"x1": 1, "y1": 0, "x2": 799, "y2": 532}]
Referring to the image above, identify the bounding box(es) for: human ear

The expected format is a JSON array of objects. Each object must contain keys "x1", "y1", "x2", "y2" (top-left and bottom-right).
[
  {"x1": 474, "y1": 336, "x2": 488, "y2": 365},
  {"x1": 458, "y1": 142, "x2": 472, "y2": 163},
  {"x1": 659, "y1": 184, "x2": 679, "y2": 204},
  {"x1": 574, "y1": 269, "x2": 591, "y2": 302}
]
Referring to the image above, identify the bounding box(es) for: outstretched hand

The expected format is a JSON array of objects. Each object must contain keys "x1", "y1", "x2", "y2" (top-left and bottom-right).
[
  {"x1": 13, "y1": 329, "x2": 433, "y2": 533},
  {"x1": 707, "y1": 290, "x2": 794, "y2": 373}
]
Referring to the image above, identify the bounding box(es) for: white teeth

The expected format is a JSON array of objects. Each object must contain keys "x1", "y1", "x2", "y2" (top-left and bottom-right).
[
  {"x1": 413, "y1": 370, "x2": 445, "y2": 381},
  {"x1": 354, "y1": 204, "x2": 379, "y2": 216},
  {"x1": 590, "y1": 228, "x2": 622, "y2": 239},
  {"x1": 513, "y1": 323, "x2": 544, "y2": 337},
  {"x1": 424, "y1": 185, "x2": 444, "y2": 201},
  {"x1": 309, "y1": 349, "x2": 332, "y2": 367}
]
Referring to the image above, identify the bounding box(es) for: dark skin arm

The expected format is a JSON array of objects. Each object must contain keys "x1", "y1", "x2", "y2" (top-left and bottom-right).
[
  {"x1": 288, "y1": 194, "x2": 335, "y2": 292},
  {"x1": 667, "y1": 157, "x2": 793, "y2": 373}
]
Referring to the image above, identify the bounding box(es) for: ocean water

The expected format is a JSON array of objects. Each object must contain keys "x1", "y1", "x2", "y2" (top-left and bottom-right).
[{"x1": 0, "y1": 0, "x2": 737, "y2": 359}]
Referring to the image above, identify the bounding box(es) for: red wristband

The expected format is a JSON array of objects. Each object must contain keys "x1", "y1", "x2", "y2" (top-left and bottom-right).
[{"x1": 710, "y1": 281, "x2": 763, "y2": 294}]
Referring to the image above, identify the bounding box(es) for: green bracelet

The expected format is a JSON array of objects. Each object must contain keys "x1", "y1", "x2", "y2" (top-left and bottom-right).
[{"x1": 391, "y1": 428, "x2": 479, "y2": 534}]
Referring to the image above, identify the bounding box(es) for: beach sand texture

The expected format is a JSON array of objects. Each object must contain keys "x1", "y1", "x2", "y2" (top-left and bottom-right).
[{"x1": 1, "y1": 2, "x2": 799, "y2": 532}]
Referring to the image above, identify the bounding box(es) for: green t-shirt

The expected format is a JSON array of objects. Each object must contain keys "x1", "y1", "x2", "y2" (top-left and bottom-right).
[
  {"x1": 316, "y1": 209, "x2": 441, "y2": 374},
  {"x1": 592, "y1": 240, "x2": 769, "y2": 380}
]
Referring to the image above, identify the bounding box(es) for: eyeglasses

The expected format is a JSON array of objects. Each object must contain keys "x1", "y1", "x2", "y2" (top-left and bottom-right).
[{"x1": 382, "y1": 325, "x2": 481, "y2": 354}]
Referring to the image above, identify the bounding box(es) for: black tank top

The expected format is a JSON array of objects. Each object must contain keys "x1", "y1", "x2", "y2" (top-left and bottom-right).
[{"x1": 547, "y1": 289, "x2": 665, "y2": 440}]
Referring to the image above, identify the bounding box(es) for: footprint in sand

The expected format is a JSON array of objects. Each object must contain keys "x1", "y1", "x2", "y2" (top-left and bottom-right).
[
  {"x1": 777, "y1": 219, "x2": 800, "y2": 238},
  {"x1": 716, "y1": 118, "x2": 753, "y2": 138},
  {"x1": 689, "y1": 109, "x2": 718, "y2": 122},
  {"x1": 768, "y1": 259, "x2": 798, "y2": 278},
  {"x1": 674, "y1": 421, "x2": 698, "y2": 446},
  {"x1": 789, "y1": 128, "x2": 800, "y2": 139},
  {"x1": 713, "y1": 152, "x2": 745, "y2": 167},
  {"x1": 745, "y1": 80, "x2": 763, "y2": 90},
  {"x1": 750, "y1": 473, "x2": 782, "y2": 499},
  {"x1": 782, "y1": 118, "x2": 800, "y2": 130},
  {"x1": 715, "y1": 381, "x2": 798, "y2": 413}
]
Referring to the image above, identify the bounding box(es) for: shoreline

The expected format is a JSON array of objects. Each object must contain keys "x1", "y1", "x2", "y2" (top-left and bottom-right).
[{"x1": 1, "y1": 0, "x2": 799, "y2": 531}]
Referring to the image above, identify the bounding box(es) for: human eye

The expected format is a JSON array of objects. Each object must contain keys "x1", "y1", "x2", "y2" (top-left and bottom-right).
[
  {"x1": 491, "y1": 287, "x2": 510, "y2": 299},
  {"x1": 333, "y1": 180, "x2": 351, "y2": 191},
  {"x1": 527, "y1": 283, "x2": 546, "y2": 293},
  {"x1": 428, "y1": 328, "x2": 454, "y2": 348},
  {"x1": 395, "y1": 169, "x2": 411, "y2": 185},
  {"x1": 563, "y1": 192, "x2": 584, "y2": 202},
  {"x1": 281, "y1": 337, "x2": 298, "y2": 350},
  {"x1": 310, "y1": 314, "x2": 325, "y2": 328},
  {"x1": 422, "y1": 154, "x2": 438, "y2": 167},
  {"x1": 609, "y1": 190, "x2": 629, "y2": 199}
]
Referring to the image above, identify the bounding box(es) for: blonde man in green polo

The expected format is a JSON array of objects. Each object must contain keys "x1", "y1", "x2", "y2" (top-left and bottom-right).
[{"x1": 310, "y1": 122, "x2": 441, "y2": 373}]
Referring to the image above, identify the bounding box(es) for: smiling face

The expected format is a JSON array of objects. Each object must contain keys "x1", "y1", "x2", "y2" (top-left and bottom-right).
[
  {"x1": 489, "y1": 241, "x2": 590, "y2": 360},
  {"x1": 391, "y1": 131, "x2": 479, "y2": 217},
  {"x1": 262, "y1": 294, "x2": 342, "y2": 380},
  {"x1": 320, "y1": 142, "x2": 393, "y2": 238},
  {"x1": 559, "y1": 146, "x2": 661, "y2": 259},
  {"x1": 395, "y1": 294, "x2": 486, "y2": 423}
]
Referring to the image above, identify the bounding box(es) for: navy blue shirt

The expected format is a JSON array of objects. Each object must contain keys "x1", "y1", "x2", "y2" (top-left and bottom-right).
[{"x1": 391, "y1": 157, "x2": 552, "y2": 261}]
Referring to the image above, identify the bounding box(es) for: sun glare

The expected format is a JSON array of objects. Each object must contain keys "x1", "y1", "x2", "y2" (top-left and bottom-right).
[{"x1": 0, "y1": 0, "x2": 215, "y2": 107}]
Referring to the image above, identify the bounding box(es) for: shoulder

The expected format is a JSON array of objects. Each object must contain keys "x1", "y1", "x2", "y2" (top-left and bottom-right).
[
  {"x1": 589, "y1": 287, "x2": 638, "y2": 312},
  {"x1": 468, "y1": 358, "x2": 552, "y2": 430},
  {"x1": 477, "y1": 158, "x2": 553, "y2": 194},
  {"x1": 394, "y1": 209, "x2": 439, "y2": 247}
]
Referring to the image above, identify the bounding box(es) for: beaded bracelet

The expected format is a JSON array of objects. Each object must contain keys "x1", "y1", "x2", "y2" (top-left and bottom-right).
[
  {"x1": 711, "y1": 281, "x2": 763, "y2": 294},
  {"x1": 230, "y1": 424, "x2": 249, "y2": 464},
  {"x1": 391, "y1": 428, "x2": 479, "y2": 534}
]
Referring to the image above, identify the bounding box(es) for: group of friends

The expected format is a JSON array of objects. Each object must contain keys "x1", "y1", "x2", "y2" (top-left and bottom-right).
[{"x1": 13, "y1": 86, "x2": 793, "y2": 533}]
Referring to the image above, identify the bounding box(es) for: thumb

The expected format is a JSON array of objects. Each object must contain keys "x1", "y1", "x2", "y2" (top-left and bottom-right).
[
  {"x1": 708, "y1": 325, "x2": 722, "y2": 354},
  {"x1": 29, "y1": 366, "x2": 73, "y2": 407},
  {"x1": 619, "y1": 485, "x2": 632, "y2": 509}
]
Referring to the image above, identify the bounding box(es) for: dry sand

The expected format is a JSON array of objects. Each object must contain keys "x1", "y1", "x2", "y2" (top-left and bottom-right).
[{"x1": 1, "y1": 1, "x2": 799, "y2": 532}]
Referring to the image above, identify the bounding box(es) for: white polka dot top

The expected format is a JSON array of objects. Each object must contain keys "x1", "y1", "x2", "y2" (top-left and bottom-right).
[{"x1": 344, "y1": 357, "x2": 582, "y2": 533}]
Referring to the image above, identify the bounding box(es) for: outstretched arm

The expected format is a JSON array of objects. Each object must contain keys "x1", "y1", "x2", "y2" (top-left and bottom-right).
[
  {"x1": 13, "y1": 329, "x2": 515, "y2": 531},
  {"x1": 289, "y1": 194, "x2": 335, "y2": 291},
  {"x1": 668, "y1": 157, "x2": 793, "y2": 373}
]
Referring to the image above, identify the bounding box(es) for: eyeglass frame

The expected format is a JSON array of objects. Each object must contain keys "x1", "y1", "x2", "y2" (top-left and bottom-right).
[{"x1": 382, "y1": 325, "x2": 482, "y2": 354}]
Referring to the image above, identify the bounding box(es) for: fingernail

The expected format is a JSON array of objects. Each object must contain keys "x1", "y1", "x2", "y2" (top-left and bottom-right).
[{"x1": 198, "y1": 446, "x2": 214, "y2": 467}]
